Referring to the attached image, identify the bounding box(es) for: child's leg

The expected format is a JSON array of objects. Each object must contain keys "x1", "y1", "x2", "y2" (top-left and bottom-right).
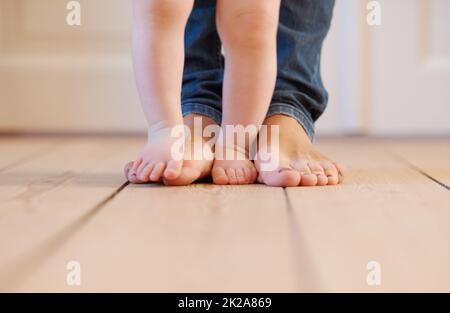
[
  {"x1": 127, "y1": 0, "x2": 194, "y2": 183},
  {"x1": 212, "y1": 0, "x2": 280, "y2": 185},
  {"x1": 165, "y1": 1, "x2": 223, "y2": 186}
]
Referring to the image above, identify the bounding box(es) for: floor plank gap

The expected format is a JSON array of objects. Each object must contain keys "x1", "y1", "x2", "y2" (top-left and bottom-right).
[
  {"x1": 91, "y1": 181, "x2": 130, "y2": 212},
  {"x1": 392, "y1": 152, "x2": 450, "y2": 191}
]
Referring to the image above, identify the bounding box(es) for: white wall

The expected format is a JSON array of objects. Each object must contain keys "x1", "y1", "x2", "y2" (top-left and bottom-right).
[
  {"x1": 317, "y1": 0, "x2": 364, "y2": 135},
  {"x1": 0, "y1": 0, "x2": 449, "y2": 136}
]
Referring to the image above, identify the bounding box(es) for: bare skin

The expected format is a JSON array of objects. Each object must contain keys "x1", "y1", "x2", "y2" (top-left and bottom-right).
[
  {"x1": 125, "y1": 114, "x2": 346, "y2": 187},
  {"x1": 211, "y1": 0, "x2": 280, "y2": 185},
  {"x1": 255, "y1": 114, "x2": 346, "y2": 187},
  {"x1": 127, "y1": 1, "x2": 341, "y2": 187},
  {"x1": 212, "y1": 135, "x2": 258, "y2": 185},
  {"x1": 163, "y1": 114, "x2": 217, "y2": 186},
  {"x1": 128, "y1": 0, "x2": 196, "y2": 183},
  {"x1": 125, "y1": 114, "x2": 216, "y2": 185},
  {"x1": 126, "y1": 123, "x2": 184, "y2": 183},
  {"x1": 127, "y1": 0, "x2": 280, "y2": 185}
]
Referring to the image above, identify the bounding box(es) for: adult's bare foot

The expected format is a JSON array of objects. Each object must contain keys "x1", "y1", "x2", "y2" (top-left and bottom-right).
[{"x1": 255, "y1": 114, "x2": 346, "y2": 187}]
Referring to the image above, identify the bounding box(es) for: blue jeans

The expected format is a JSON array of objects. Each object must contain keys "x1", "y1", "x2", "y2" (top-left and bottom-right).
[{"x1": 181, "y1": 0, "x2": 335, "y2": 141}]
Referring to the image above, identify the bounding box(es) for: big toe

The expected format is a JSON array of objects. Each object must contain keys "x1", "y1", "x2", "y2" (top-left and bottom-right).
[
  {"x1": 259, "y1": 168, "x2": 301, "y2": 187},
  {"x1": 164, "y1": 163, "x2": 202, "y2": 186},
  {"x1": 163, "y1": 160, "x2": 183, "y2": 180},
  {"x1": 212, "y1": 166, "x2": 229, "y2": 185},
  {"x1": 149, "y1": 162, "x2": 166, "y2": 182}
]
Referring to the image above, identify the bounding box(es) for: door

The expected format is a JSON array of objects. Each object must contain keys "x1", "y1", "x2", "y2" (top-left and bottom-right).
[{"x1": 369, "y1": 0, "x2": 450, "y2": 135}]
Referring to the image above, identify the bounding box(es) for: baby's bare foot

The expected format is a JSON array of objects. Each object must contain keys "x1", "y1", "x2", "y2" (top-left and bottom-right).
[
  {"x1": 163, "y1": 114, "x2": 216, "y2": 186},
  {"x1": 255, "y1": 114, "x2": 346, "y2": 187},
  {"x1": 124, "y1": 121, "x2": 184, "y2": 184},
  {"x1": 212, "y1": 141, "x2": 257, "y2": 185}
]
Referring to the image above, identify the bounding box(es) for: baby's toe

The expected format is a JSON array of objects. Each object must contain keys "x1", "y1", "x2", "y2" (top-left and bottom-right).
[
  {"x1": 164, "y1": 164, "x2": 202, "y2": 186},
  {"x1": 212, "y1": 166, "x2": 229, "y2": 185},
  {"x1": 139, "y1": 162, "x2": 155, "y2": 182},
  {"x1": 125, "y1": 162, "x2": 140, "y2": 183},
  {"x1": 124, "y1": 161, "x2": 132, "y2": 175},
  {"x1": 132, "y1": 158, "x2": 143, "y2": 172},
  {"x1": 150, "y1": 162, "x2": 166, "y2": 182},
  {"x1": 243, "y1": 167, "x2": 256, "y2": 184},
  {"x1": 124, "y1": 162, "x2": 134, "y2": 181},
  {"x1": 164, "y1": 160, "x2": 183, "y2": 180},
  {"x1": 235, "y1": 168, "x2": 247, "y2": 185},
  {"x1": 226, "y1": 168, "x2": 238, "y2": 185},
  {"x1": 136, "y1": 161, "x2": 148, "y2": 182}
]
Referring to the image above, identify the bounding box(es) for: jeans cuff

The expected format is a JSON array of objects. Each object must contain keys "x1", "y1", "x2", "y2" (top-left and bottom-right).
[
  {"x1": 266, "y1": 103, "x2": 315, "y2": 142},
  {"x1": 181, "y1": 102, "x2": 222, "y2": 125}
]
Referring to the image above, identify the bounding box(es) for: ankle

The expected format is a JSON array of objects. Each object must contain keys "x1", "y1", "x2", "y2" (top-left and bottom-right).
[
  {"x1": 215, "y1": 141, "x2": 250, "y2": 161},
  {"x1": 148, "y1": 118, "x2": 183, "y2": 133},
  {"x1": 264, "y1": 114, "x2": 312, "y2": 144}
]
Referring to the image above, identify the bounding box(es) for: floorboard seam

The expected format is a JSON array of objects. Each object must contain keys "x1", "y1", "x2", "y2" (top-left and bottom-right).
[
  {"x1": 0, "y1": 180, "x2": 129, "y2": 291},
  {"x1": 392, "y1": 153, "x2": 450, "y2": 191},
  {"x1": 283, "y1": 187, "x2": 294, "y2": 211},
  {"x1": 282, "y1": 187, "x2": 322, "y2": 291},
  {"x1": 91, "y1": 181, "x2": 130, "y2": 211}
]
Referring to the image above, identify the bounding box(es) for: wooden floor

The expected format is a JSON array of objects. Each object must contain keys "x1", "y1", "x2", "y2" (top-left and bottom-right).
[{"x1": 0, "y1": 136, "x2": 449, "y2": 292}]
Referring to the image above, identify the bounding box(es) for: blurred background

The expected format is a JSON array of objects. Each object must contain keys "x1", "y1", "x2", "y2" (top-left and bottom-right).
[{"x1": 0, "y1": 0, "x2": 449, "y2": 137}]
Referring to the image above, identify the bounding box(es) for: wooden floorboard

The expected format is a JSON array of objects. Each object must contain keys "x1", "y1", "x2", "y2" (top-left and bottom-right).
[
  {"x1": 386, "y1": 139, "x2": 450, "y2": 187},
  {"x1": 13, "y1": 184, "x2": 297, "y2": 292},
  {"x1": 0, "y1": 137, "x2": 60, "y2": 172},
  {"x1": 0, "y1": 137, "x2": 142, "y2": 291},
  {"x1": 0, "y1": 137, "x2": 449, "y2": 292},
  {"x1": 288, "y1": 139, "x2": 450, "y2": 292}
]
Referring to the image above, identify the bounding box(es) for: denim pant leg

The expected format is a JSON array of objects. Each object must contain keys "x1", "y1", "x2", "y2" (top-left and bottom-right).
[
  {"x1": 181, "y1": 0, "x2": 224, "y2": 125},
  {"x1": 267, "y1": 0, "x2": 335, "y2": 141}
]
